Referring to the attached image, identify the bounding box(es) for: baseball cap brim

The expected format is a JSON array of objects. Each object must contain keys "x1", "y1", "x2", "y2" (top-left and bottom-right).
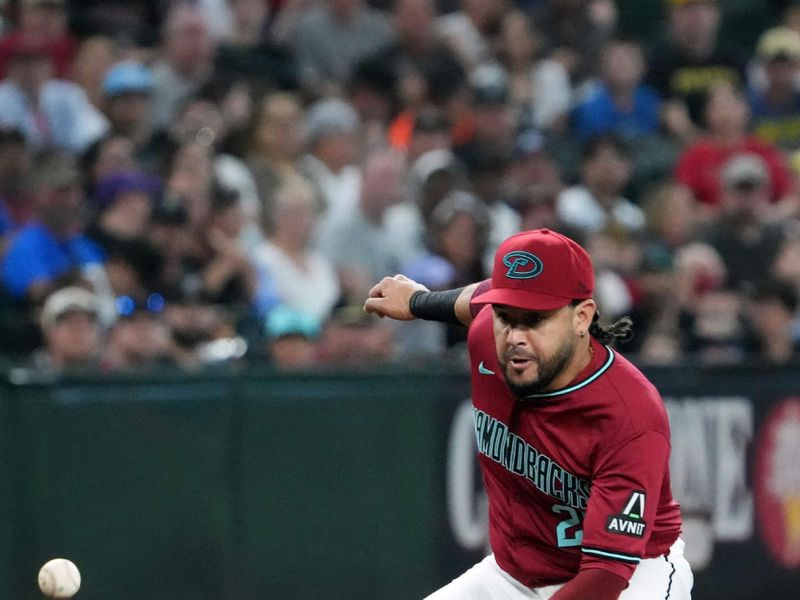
[{"x1": 472, "y1": 287, "x2": 574, "y2": 311}]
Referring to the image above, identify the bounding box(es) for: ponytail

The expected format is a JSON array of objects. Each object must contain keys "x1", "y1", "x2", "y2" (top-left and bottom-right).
[{"x1": 589, "y1": 313, "x2": 633, "y2": 345}]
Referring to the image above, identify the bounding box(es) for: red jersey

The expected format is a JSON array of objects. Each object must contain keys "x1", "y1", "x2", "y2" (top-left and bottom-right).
[
  {"x1": 674, "y1": 136, "x2": 792, "y2": 206},
  {"x1": 467, "y1": 307, "x2": 682, "y2": 586},
  {"x1": 0, "y1": 32, "x2": 78, "y2": 80}
]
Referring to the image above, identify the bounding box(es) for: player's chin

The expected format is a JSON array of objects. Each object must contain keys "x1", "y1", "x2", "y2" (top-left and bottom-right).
[
  {"x1": 503, "y1": 370, "x2": 544, "y2": 398},
  {"x1": 503, "y1": 362, "x2": 539, "y2": 385}
]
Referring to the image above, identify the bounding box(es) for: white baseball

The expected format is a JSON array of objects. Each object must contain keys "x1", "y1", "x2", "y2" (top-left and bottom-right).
[{"x1": 38, "y1": 558, "x2": 81, "y2": 598}]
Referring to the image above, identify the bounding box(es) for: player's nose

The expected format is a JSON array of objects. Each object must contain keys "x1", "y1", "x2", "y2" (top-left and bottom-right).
[{"x1": 505, "y1": 325, "x2": 530, "y2": 346}]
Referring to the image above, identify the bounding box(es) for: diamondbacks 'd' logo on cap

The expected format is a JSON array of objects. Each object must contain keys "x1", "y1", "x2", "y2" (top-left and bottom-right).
[
  {"x1": 605, "y1": 491, "x2": 647, "y2": 538},
  {"x1": 503, "y1": 251, "x2": 543, "y2": 280}
]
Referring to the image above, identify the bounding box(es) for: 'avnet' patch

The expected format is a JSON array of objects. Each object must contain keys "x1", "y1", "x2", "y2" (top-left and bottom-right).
[{"x1": 605, "y1": 491, "x2": 647, "y2": 538}]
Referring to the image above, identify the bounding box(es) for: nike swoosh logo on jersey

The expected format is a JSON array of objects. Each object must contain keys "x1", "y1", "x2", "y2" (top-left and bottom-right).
[{"x1": 478, "y1": 361, "x2": 495, "y2": 375}]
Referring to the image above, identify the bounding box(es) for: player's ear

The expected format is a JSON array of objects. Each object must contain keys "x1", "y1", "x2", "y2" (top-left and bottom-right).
[{"x1": 571, "y1": 299, "x2": 596, "y2": 335}]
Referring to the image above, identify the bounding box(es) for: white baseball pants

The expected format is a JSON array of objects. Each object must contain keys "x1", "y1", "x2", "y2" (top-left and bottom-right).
[{"x1": 424, "y1": 538, "x2": 693, "y2": 600}]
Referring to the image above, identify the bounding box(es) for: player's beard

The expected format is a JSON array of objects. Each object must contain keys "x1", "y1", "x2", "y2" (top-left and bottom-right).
[{"x1": 501, "y1": 334, "x2": 576, "y2": 398}]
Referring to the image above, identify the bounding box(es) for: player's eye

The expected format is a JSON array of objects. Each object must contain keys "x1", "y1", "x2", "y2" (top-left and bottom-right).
[
  {"x1": 522, "y1": 314, "x2": 543, "y2": 328},
  {"x1": 496, "y1": 312, "x2": 514, "y2": 326},
  {"x1": 496, "y1": 311, "x2": 542, "y2": 329}
]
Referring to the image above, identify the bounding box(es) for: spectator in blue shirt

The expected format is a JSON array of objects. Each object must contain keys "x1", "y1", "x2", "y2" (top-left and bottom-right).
[
  {"x1": 572, "y1": 38, "x2": 662, "y2": 142},
  {"x1": 1, "y1": 152, "x2": 106, "y2": 304}
]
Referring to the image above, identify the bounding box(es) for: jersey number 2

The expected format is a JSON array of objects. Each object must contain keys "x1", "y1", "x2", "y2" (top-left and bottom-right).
[{"x1": 552, "y1": 505, "x2": 583, "y2": 548}]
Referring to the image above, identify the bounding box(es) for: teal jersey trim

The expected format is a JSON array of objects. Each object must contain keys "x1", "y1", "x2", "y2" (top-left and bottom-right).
[
  {"x1": 582, "y1": 546, "x2": 641, "y2": 564},
  {"x1": 523, "y1": 346, "x2": 615, "y2": 399}
]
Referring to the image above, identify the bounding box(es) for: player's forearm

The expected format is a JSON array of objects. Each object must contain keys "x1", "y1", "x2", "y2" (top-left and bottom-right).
[
  {"x1": 453, "y1": 282, "x2": 482, "y2": 325},
  {"x1": 363, "y1": 276, "x2": 487, "y2": 324},
  {"x1": 409, "y1": 286, "x2": 467, "y2": 325},
  {"x1": 549, "y1": 568, "x2": 628, "y2": 600},
  {"x1": 411, "y1": 281, "x2": 485, "y2": 326}
]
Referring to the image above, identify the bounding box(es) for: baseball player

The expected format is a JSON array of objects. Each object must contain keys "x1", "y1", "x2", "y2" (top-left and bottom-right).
[{"x1": 364, "y1": 229, "x2": 692, "y2": 599}]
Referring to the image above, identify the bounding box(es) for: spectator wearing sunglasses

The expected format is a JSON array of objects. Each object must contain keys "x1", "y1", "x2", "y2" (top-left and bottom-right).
[{"x1": 103, "y1": 292, "x2": 189, "y2": 371}]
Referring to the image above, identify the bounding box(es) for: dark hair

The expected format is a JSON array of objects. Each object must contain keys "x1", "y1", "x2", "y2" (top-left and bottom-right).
[
  {"x1": 80, "y1": 132, "x2": 111, "y2": 175},
  {"x1": 413, "y1": 106, "x2": 451, "y2": 134},
  {"x1": 0, "y1": 126, "x2": 25, "y2": 146},
  {"x1": 589, "y1": 313, "x2": 634, "y2": 345},
  {"x1": 211, "y1": 183, "x2": 240, "y2": 215},
  {"x1": 751, "y1": 279, "x2": 799, "y2": 313},
  {"x1": 572, "y1": 300, "x2": 634, "y2": 345},
  {"x1": 581, "y1": 132, "x2": 630, "y2": 162},
  {"x1": 422, "y1": 51, "x2": 467, "y2": 104}
]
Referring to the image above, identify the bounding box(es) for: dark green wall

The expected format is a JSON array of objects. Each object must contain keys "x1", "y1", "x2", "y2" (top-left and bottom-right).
[{"x1": 0, "y1": 368, "x2": 460, "y2": 600}]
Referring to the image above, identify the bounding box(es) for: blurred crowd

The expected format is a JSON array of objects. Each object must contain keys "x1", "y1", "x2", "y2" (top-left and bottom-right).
[{"x1": 1, "y1": 0, "x2": 800, "y2": 373}]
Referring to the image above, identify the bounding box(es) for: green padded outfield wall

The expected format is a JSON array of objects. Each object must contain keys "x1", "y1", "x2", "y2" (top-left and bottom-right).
[
  {"x1": 234, "y1": 372, "x2": 453, "y2": 599},
  {"x1": 0, "y1": 367, "x2": 466, "y2": 600},
  {"x1": 1, "y1": 365, "x2": 799, "y2": 600},
  {"x1": 4, "y1": 374, "x2": 240, "y2": 600}
]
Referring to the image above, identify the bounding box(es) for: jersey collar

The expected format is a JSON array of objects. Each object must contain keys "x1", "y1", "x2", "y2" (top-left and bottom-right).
[{"x1": 523, "y1": 343, "x2": 615, "y2": 399}]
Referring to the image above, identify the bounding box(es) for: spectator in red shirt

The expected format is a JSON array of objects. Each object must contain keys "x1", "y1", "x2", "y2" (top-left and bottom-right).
[
  {"x1": 0, "y1": 0, "x2": 78, "y2": 79},
  {"x1": 674, "y1": 82, "x2": 793, "y2": 214}
]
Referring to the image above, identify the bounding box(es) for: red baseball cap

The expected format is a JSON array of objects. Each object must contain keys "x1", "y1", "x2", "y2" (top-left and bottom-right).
[{"x1": 472, "y1": 229, "x2": 594, "y2": 311}]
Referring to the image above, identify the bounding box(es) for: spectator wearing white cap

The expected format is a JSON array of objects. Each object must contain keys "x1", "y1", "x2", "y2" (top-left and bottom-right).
[{"x1": 30, "y1": 285, "x2": 103, "y2": 371}]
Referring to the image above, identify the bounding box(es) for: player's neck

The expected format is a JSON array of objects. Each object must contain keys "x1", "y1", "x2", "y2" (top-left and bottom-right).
[{"x1": 547, "y1": 339, "x2": 595, "y2": 391}]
